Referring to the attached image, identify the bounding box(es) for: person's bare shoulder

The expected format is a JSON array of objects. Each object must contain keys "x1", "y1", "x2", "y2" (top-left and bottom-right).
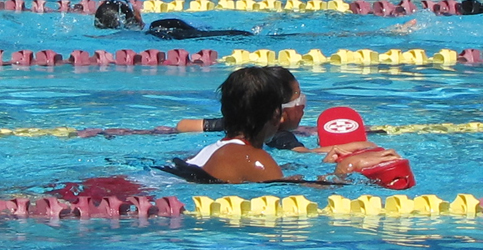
[{"x1": 203, "y1": 144, "x2": 282, "y2": 183}]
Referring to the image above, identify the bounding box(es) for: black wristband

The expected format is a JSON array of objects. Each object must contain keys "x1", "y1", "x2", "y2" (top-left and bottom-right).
[{"x1": 203, "y1": 118, "x2": 224, "y2": 132}]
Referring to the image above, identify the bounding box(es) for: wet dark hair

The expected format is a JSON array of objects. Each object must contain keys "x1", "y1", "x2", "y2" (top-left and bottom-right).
[
  {"x1": 219, "y1": 66, "x2": 292, "y2": 140},
  {"x1": 266, "y1": 66, "x2": 297, "y2": 103},
  {"x1": 94, "y1": 0, "x2": 139, "y2": 29}
]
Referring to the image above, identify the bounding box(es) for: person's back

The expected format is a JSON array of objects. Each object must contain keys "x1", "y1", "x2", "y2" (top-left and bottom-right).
[
  {"x1": 192, "y1": 67, "x2": 292, "y2": 183},
  {"x1": 202, "y1": 140, "x2": 282, "y2": 183}
]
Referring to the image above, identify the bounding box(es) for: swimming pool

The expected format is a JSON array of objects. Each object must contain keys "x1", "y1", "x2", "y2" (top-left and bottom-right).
[{"x1": 2, "y1": 0, "x2": 483, "y2": 249}]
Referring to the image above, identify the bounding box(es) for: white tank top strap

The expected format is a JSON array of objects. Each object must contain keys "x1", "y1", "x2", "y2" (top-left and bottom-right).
[{"x1": 186, "y1": 139, "x2": 246, "y2": 167}]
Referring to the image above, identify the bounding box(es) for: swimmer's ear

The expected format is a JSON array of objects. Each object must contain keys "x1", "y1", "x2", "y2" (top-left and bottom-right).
[
  {"x1": 271, "y1": 107, "x2": 283, "y2": 125},
  {"x1": 280, "y1": 108, "x2": 289, "y2": 123}
]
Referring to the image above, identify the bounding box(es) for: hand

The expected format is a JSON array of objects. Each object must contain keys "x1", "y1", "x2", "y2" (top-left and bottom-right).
[
  {"x1": 334, "y1": 149, "x2": 401, "y2": 174},
  {"x1": 323, "y1": 146, "x2": 353, "y2": 163}
]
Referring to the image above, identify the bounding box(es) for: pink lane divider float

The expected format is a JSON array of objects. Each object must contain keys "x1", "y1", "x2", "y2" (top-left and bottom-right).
[
  {"x1": 11, "y1": 50, "x2": 34, "y2": 66},
  {"x1": 57, "y1": 0, "x2": 71, "y2": 12},
  {"x1": 91, "y1": 50, "x2": 116, "y2": 65},
  {"x1": 191, "y1": 49, "x2": 218, "y2": 66},
  {"x1": 350, "y1": 0, "x2": 417, "y2": 16},
  {"x1": 32, "y1": 0, "x2": 53, "y2": 13},
  {"x1": 372, "y1": 0, "x2": 417, "y2": 16},
  {"x1": 0, "y1": 196, "x2": 185, "y2": 219},
  {"x1": 164, "y1": 49, "x2": 191, "y2": 66},
  {"x1": 398, "y1": 0, "x2": 417, "y2": 14},
  {"x1": 458, "y1": 49, "x2": 483, "y2": 64},
  {"x1": 115, "y1": 49, "x2": 142, "y2": 65},
  {"x1": 0, "y1": 0, "x2": 142, "y2": 13},
  {"x1": 140, "y1": 49, "x2": 166, "y2": 66},
  {"x1": 0, "y1": 198, "x2": 30, "y2": 216},
  {"x1": 1, "y1": 49, "x2": 219, "y2": 67},
  {"x1": 4, "y1": 0, "x2": 26, "y2": 11},
  {"x1": 68, "y1": 50, "x2": 91, "y2": 66},
  {"x1": 349, "y1": 0, "x2": 373, "y2": 15},
  {"x1": 31, "y1": 197, "x2": 70, "y2": 218},
  {"x1": 422, "y1": 0, "x2": 462, "y2": 15},
  {"x1": 78, "y1": 0, "x2": 97, "y2": 14},
  {"x1": 36, "y1": 50, "x2": 64, "y2": 66}
]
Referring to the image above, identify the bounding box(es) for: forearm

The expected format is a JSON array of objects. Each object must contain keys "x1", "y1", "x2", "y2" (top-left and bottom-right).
[
  {"x1": 176, "y1": 119, "x2": 204, "y2": 132},
  {"x1": 311, "y1": 141, "x2": 377, "y2": 154}
]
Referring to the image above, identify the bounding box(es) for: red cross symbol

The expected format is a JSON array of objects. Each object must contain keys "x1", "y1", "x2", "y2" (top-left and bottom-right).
[{"x1": 324, "y1": 119, "x2": 359, "y2": 134}]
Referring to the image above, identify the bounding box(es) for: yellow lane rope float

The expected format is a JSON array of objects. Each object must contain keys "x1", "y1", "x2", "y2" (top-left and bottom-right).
[{"x1": 187, "y1": 193, "x2": 482, "y2": 218}]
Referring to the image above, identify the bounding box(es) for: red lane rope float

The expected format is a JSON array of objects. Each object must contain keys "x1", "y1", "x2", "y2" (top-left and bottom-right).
[
  {"x1": 0, "y1": 0, "x2": 96, "y2": 13},
  {"x1": 0, "y1": 195, "x2": 185, "y2": 218},
  {"x1": 1, "y1": 175, "x2": 185, "y2": 219},
  {"x1": 0, "y1": 49, "x2": 218, "y2": 66}
]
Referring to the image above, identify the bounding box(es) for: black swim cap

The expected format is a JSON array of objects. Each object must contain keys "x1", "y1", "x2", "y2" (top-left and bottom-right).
[{"x1": 94, "y1": 0, "x2": 138, "y2": 29}]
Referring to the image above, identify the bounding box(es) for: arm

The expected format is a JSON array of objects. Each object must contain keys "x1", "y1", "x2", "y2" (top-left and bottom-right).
[
  {"x1": 129, "y1": 0, "x2": 145, "y2": 29},
  {"x1": 385, "y1": 19, "x2": 417, "y2": 35},
  {"x1": 176, "y1": 118, "x2": 224, "y2": 132},
  {"x1": 176, "y1": 119, "x2": 204, "y2": 132},
  {"x1": 333, "y1": 149, "x2": 401, "y2": 174},
  {"x1": 311, "y1": 141, "x2": 377, "y2": 155}
]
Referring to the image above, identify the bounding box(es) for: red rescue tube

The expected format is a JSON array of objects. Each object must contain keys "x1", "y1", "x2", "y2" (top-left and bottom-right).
[{"x1": 336, "y1": 147, "x2": 416, "y2": 190}]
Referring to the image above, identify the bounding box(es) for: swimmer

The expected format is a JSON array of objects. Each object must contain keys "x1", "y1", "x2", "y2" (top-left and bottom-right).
[
  {"x1": 94, "y1": 0, "x2": 253, "y2": 39},
  {"x1": 176, "y1": 66, "x2": 376, "y2": 153},
  {"x1": 183, "y1": 66, "x2": 291, "y2": 183},
  {"x1": 383, "y1": 19, "x2": 418, "y2": 35}
]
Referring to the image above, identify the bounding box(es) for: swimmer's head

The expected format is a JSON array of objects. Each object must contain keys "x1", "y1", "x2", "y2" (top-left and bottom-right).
[
  {"x1": 267, "y1": 66, "x2": 304, "y2": 131},
  {"x1": 94, "y1": 0, "x2": 140, "y2": 29},
  {"x1": 219, "y1": 66, "x2": 292, "y2": 142}
]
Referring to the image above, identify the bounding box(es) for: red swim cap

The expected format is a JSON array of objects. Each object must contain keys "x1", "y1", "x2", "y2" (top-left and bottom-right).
[{"x1": 317, "y1": 106, "x2": 367, "y2": 147}]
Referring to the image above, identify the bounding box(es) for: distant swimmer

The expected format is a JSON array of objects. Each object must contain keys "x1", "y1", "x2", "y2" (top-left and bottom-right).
[{"x1": 94, "y1": 0, "x2": 253, "y2": 40}]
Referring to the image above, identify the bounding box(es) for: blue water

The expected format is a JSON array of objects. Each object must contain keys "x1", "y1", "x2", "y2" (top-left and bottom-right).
[{"x1": 2, "y1": 1, "x2": 483, "y2": 249}]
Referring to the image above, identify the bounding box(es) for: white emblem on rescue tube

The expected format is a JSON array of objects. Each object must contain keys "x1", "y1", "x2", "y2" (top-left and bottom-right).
[{"x1": 324, "y1": 119, "x2": 359, "y2": 134}]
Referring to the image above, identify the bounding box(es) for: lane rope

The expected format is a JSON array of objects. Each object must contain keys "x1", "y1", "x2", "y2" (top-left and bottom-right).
[
  {"x1": 0, "y1": 0, "x2": 473, "y2": 16},
  {"x1": 1, "y1": 48, "x2": 482, "y2": 67},
  {"x1": 1, "y1": 193, "x2": 481, "y2": 219}
]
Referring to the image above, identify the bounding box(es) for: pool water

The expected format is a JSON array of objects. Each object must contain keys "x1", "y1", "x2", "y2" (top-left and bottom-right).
[{"x1": 1, "y1": 0, "x2": 483, "y2": 249}]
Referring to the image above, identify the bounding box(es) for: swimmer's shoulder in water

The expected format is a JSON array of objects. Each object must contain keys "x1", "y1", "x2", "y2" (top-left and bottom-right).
[
  {"x1": 152, "y1": 158, "x2": 348, "y2": 186},
  {"x1": 147, "y1": 19, "x2": 253, "y2": 40}
]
